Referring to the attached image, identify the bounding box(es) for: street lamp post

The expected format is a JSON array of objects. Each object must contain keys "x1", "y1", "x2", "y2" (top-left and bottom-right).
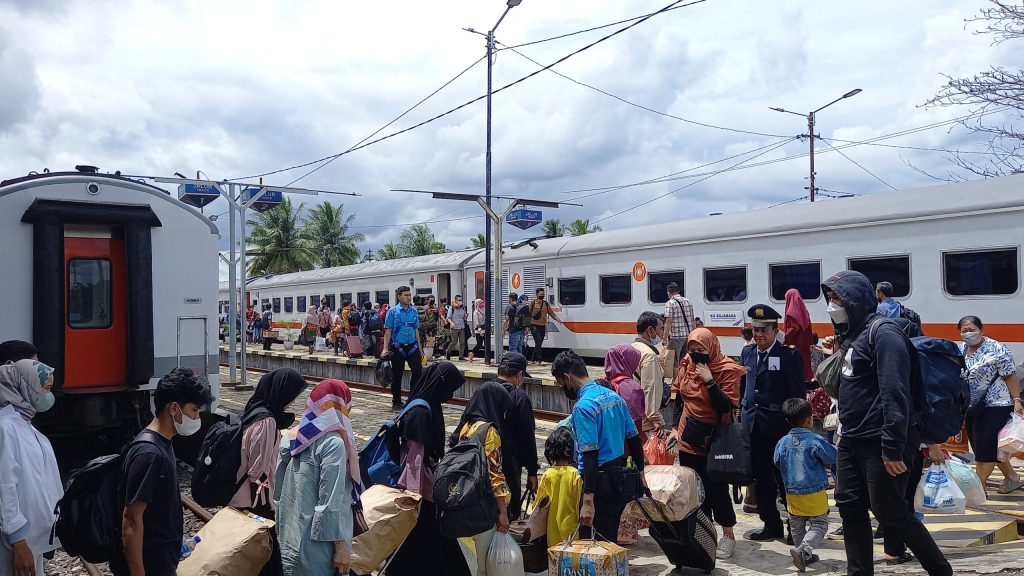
[{"x1": 770, "y1": 88, "x2": 862, "y2": 202}]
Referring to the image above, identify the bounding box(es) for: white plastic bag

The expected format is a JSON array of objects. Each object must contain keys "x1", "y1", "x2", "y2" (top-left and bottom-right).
[
  {"x1": 945, "y1": 457, "x2": 986, "y2": 506},
  {"x1": 486, "y1": 531, "x2": 524, "y2": 576},
  {"x1": 314, "y1": 336, "x2": 326, "y2": 352},
  {"x1": 996, "y1": 413, "x2": 1024, "y2": 454},
  {"x1": 914, "y1": 464, "x2": 966, "y2": 515}
]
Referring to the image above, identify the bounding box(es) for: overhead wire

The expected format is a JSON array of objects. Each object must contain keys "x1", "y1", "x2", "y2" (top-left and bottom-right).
[
  {"x1": 233, "y1": 0, "x2": 699, "y2": 183},
  {"x1": 817, "y1": 137, "x2": 898, "y2": 191}
]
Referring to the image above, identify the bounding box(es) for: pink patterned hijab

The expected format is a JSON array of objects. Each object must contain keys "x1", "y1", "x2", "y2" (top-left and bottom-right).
[{"x1": 288, "y1": 379, "x2": 361, "y2": 484}]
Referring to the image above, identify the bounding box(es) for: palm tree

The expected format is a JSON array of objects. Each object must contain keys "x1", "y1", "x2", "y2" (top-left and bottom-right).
[
  {"x1": 568, "y1": 218, "x2": 602, "y2": 236},
  {"x1": 303, "y1": 202, "x2": 365, "y2": 268},
  {"x1": 376, "y1": 243, "x2": 403, "y2": 261},
  {"x1": 542, "y1": 218, "x2": 566, "y2": 238},
  {"x1": 399, "y1": 224, "x2": 446, "y2": 256},
  {"x1": 469, "y1": 233, "x2": 486, "y2": 248},
  {"x1": 246, "y1": 198, "x2": 317, "y2": 274}
]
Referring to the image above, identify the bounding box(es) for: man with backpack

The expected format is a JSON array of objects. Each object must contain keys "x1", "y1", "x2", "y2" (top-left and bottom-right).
[
  {"x1": 876, "y1": 281, "x2": 922, "y2": 329},
  {"x1": 821, "y1": 271, "x2": 951, "y2": 576},
  {"x1": 662, "y1": 282, "x2": 695, "y2": 370},
  {"x1": 529, "y1": 288, "x2": 562, "y2": 365},
  {"x1": 111, "y1": 368, "x2": 214, "y2": 576},
  {"x1": 504, "y1": 292, "x2": 526, "y2": 355},
  {"x1": 261, "y1": 304, "x2": 273, "y2": 343}
]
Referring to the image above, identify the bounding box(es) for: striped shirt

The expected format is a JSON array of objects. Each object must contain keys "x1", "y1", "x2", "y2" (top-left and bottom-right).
[{"x1": 664, "y1": 295, "x2": 695, "y2": 340}]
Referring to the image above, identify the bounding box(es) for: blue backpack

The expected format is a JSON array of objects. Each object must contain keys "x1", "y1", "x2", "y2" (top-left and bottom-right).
[
  {"x1": 909, "y1": 336, "x2": 970, "y2": 445},
  {"x1": 358, "y1": 399, "x2": 430, "y2": 487}
]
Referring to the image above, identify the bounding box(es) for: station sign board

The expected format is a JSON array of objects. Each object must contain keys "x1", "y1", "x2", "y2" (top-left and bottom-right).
[
  {"x1": 241, "y1": 187, "x2": 284, "y2": 212},
  {"x1": 506, "y1": 208, "x2": 542, "y2": 230},
  {"x1": 177, "y1": 183, "x2": 220, "y2": 208}
]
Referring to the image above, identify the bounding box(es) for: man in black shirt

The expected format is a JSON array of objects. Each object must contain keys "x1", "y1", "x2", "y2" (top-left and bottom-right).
[
  {"x1": 111, "y1": 368, "x2": 213, "y2": 576},
  {"x1": 492, "y1": 352, "x2": 539, "y2": 520}
]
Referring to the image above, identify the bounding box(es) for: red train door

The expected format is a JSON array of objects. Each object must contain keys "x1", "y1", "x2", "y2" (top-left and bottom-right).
[{"x1": 64, "y1": 232, "x2": 128, "y2": 389}]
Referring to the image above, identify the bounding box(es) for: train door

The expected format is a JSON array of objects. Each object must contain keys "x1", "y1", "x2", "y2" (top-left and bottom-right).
[
  {"x1": 64, "y1": 228, "x2": 128, "y2": 388},
  {"x1": 474, "y1": 271, "x2": 485, "y2": 302},
  {"x1": 177, "y1": 316, "x2": 210, "y2": 377},
  {"x1": 437, "y1": 273, "x2": 451, "y2": 302}
]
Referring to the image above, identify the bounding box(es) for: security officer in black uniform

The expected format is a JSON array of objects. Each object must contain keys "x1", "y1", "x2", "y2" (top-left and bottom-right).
[{"x1": 740, "y1": 304, "x2": 807, "y2": 541}]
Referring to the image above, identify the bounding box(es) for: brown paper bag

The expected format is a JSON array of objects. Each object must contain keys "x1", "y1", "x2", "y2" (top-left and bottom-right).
[
  {"x1": 638, "y1": 465, "x2": 702, "y2": 522},
  {"x1": 350, "y1": 485, "x2": 422, "y2": 575},
  {"x1": 177, "y1": 507, "x2": 275, "y2": 576}
]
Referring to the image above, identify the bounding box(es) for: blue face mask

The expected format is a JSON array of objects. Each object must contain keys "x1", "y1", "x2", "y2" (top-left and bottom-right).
[{"x1": 651, "y1": 336, "x2": 662, "y2": 347}]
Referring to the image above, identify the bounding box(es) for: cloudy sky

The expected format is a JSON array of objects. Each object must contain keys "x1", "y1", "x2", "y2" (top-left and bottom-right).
[{"x1": 0, "y1": 0, "x2": 1014, "y2": 266}]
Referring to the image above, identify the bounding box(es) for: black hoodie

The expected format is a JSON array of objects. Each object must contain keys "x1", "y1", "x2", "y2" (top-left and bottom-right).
[{"x1": 822, "y1": 271, "x2": 913, "y2": 461}]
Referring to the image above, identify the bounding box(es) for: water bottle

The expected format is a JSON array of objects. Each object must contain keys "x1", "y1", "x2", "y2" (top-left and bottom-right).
[{"x1": 180, "y1": 535, "x2": 201, "y2": 559}]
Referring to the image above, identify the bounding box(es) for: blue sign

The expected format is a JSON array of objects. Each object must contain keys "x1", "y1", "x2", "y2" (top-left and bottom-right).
[
  {"x1": 241, "y1": 187, "x2": 283, "y2": 212},
  {"x1": 177, "y1": 183, "x2": 220, "y2": 208},
  {"x1": 506, "y1": 208, "x2": 542, "y2": 230}
]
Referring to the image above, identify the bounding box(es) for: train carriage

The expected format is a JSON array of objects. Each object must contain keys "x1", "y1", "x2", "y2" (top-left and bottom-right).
[{"x1": 0, "y1": 168, "x2": 222, "y2": 434}]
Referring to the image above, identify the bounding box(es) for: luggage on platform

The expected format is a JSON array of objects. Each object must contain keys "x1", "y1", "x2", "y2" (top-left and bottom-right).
[
  {"x1": 346, "y1": 335, "x2": 364, "y2": 358},
  {"x1": 640, "y1": 465, "x2": 704, "y2": 522},
  {"x1": 351, "y1": 485, "x2": 422, "y2": 575},
  {"x1": 635, "y1": 499, "x2": 717, "y2": 574},
  {"x1": 548, "y1": 533, "x2": 628, "y2": 576},
  {"x1": 509, "y1": 491, "x2": 549, "y2": 573}
]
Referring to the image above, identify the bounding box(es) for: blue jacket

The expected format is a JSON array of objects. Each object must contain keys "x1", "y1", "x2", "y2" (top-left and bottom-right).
[{"x1": 773, "y1": 427, "x2": 837, "y2": 496}]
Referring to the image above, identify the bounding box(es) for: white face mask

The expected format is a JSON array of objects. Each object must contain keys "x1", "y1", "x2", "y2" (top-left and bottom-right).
[
  {"x1": 32, "y1": 391, "x2": 56, "y2": 413},
  {"x1": 172, "y1": 405, "x2": 202, "y2": 436},
  {"x1": 962, "y1": 331, "x2": 983, "y2": 346},
  {"x1": 827, "y1": 301, "x2": 849, "y2": 324}
]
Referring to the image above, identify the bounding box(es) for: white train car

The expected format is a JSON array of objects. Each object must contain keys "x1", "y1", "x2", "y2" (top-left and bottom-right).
[
  {"x1": 236, "y1": 251, "x2": 481, "y2": 329},
  {"x1": 462, "y1": 175, "x2": 1023, "y2": 358},
  {"x1": 0, "y1": 168, "x2": 222, "y2": 434}
]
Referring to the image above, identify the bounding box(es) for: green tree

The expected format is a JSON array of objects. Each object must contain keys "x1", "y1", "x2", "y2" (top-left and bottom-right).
[
  {"x1": 376, "y1": 242, "x2": 403, "y2": 261},
  {"x1": 542, "y1": 218, "x2": 566, "y2": 238},
  {"x1": 568, "y1": 218, "x2": 602, "y2": 236},
  {"x1": 399, "y1": 224, "x2": 446, "y2": 256},
  {"x1": 303, "y1": 202, "x2": 365, "y2": 268},
  {"x1": 246, "y1": 198, "x2": 316, "y2": 275},
  {"x1": 469, "y1": 233, "x2": 486, "y2": 248}
]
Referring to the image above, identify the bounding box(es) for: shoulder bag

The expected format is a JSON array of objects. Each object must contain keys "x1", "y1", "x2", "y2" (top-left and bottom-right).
[{"x1": 706, "y1": 412, "x2": 754, "y2": 486}]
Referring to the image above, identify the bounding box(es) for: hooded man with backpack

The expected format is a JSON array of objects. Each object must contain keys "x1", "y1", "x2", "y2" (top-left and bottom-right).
[{"x1": 821, "y1": 271, "x2": 951, "y2": 576}]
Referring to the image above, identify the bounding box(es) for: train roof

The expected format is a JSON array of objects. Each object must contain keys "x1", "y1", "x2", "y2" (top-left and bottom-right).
[
  {"x1": 465, "y1": 175, "x2": 1024, "y2": 264},
  {"x1": 246, "y1": 249, "x2": 483, "y2": 289}
]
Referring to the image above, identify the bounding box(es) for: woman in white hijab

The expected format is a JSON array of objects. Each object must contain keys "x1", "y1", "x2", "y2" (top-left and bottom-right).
[{"x1": 0, "y1": 359, "x2": 64, "y2": 576}]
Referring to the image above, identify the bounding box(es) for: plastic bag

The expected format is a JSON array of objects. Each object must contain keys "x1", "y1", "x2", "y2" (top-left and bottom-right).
[
  {"x1": 945, "y1": 457, "x2": 986, "y2": 506},
  {"x1": 914, "y1": 464, "x2": 966, "y2": 515},
  {"x1": 314, "y1": 336, "x2": 326, "y2": 351},
  {"x1": 996, "y1": 413, "x2": 1024, "y2": 454},
  {"x1": 643, "y1": 432, "x2": 675, "y2": 466},
  {"x1": 486, "y1": 531, "x2": 524, "y2": 576}
]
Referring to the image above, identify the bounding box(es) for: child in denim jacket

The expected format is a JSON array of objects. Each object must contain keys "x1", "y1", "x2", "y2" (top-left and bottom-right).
[{"x1": 774, "y1": 398, "x2": 838, "y2": 572}]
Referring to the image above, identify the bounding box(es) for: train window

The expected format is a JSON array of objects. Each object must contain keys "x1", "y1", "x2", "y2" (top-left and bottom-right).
[
  {"x1": 339, "y1": 293, "x2": 352, "y2": 306},
  {"x1": 600, "y1": 275, "x2": 632, "y2": 305},
  {"x1": 648, "y1": 270, "x2": 685, "y2": 304},
  {"x1": 357, "y1": 291, "x2": 370, "y2": 306},
  {"x1": 847, "y1": 255, "x2": 911, "y2": 298},
  {"x1": 943, "y1": 248, "x2": 1019, "y2": 297},
  {"x1": 376, "y1": 290, "x2": 391, "y2": 305},
  {"x1": 284, "y1": 297, "x2": 293, "y2": 313},
  {"x1": 67, "y1": 259, "x2": 112, "y2": 329},
  {"x1": 558, "y1": 277, "x2": 586, "y2": 306},
  {"x1": 311, "y1": 294, "x2": 320, "y2": 308},
  {"x1": 703, "y1": 267, "x2": 747, "y2": 303},
  {"x1": 769, "y1": 262, "x2": 821, "y2": 301},
  {"x1": 297, "y1": 296, "x2": 307, "y2": 313},
  {"x1": 272, "y1": 298, "x2": 281, "y2": 314},
  {"x1": 324, "y1": 294, "x2": 336, "y2": 311}
]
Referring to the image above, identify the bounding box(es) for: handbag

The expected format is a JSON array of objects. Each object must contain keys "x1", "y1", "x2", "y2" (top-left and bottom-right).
[
  {"x1": 706, "y1": 414, "x2": 753, "y2": 486},
  {"x1": 807, "y1": 387, "x2": 831, "y2": 419},
  {"x1": 814, "y1": 345, "x2": 847, "y2": 398},
  {"x1": 509, "y1": 491, "x2": 549, "y2": 572},
  {"x1": 352, "y1": 485, "x2": 369, "y2": 537},
  {"x1": 823, "y1": 411, "x2": 839, "y2": 432}
]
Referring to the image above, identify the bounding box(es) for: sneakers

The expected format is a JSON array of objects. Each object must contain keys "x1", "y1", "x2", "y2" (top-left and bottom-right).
[
  {"x1": 997, "y1": 477, "x2": 1024, "y2": 494},
  {"x1": 716, "y1": 536, "x2": 736, "y2": 559},
  {"x1": 790, "y1": 546, "x2": 819, "y2": 572},
  {"x1": 826, "y1": 526, "x2": 844, "y2": 540}
]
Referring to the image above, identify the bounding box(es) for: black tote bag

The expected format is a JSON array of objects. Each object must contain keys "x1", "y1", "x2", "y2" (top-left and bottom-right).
[{"x1": 705, "y1": 415, "x2": 754, "y2": 486}]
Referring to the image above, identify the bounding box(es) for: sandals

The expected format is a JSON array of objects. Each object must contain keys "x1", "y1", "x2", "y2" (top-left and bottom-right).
[
  {"x1": 885, "y1": 552, "x2": 914, "y2": 565},
  {"x1": 997, "y1": 477, "x2": 1024, "y2": 494}
]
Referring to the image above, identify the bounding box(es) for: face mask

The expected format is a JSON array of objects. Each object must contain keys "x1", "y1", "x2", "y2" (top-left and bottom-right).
[
  {"x1": 826, "y1": 301, "x2": 849, "y2": 324},
  {"x1": 689, "y1": 351, "x2": 710, "y2": 365},
  {"x1": 651, "y1": 335, "x2": 662, "y2": 347},
  {"x1": 560, "y1": 380, "x2": 578, "y2": 400},
  {"x1": 32, "y1": 391, "x2": 55, "y2": 413},
  {"x1": 276, "y1": 413, "x2": 296, "y2": 429},
  {"x1": 172, "y1": 405, "x2": 202, "y2": 436},
  {"x1": 962, "y1": 331, "x2": 983, "y2": 346}
]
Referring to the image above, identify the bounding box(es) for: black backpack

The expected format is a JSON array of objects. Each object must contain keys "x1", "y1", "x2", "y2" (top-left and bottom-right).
[
  {"x1": 53, "y1": 431, "x2": 160, "y2": 563},
  {"x1": 900, "y1": 305, "x2": 922, "y2": 327},
  {"x1": 348, "y1": 308, "x2": 363, "y2": 327},
  {"x1": 191, "y1": 408, "x2": 272, "y2": 508},
  {"x1": 367, "y1": 311, "x2": 383, "y2": 333},
  {"x1": 513, "y1": 303, "x2": 532, "y2": 329},
  {"x1": 433, "y1": 423, "x2": 496, "y2": 538}
]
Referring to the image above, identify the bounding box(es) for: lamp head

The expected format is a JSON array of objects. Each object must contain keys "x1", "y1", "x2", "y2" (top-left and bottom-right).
[
  {"x1": 842, "y1": 88, "x2": 862, "y2": 98},
  {"x1": 507, "y1": 0, "x2": 522, "y2": 5}
]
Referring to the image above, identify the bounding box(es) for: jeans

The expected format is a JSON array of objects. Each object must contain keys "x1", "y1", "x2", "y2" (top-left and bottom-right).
[
  {"x1": 529, "y1": 325, "x2": 546, "y2": 361},
  {"x1": 836, "y1": 437, "x2": 951, "y2": 576},
  {"x1": 791, "y1": 513, "x2": 828, "y2": 554},
  {"x1": 254, "y1": 325, "x2": 263, "y2": 343},
  {"x1": 334, "y1": 334, "x2": 347, "y2": 355},
  {"x1": 752, "y1": 427, "x2": 786, "y2": 531},
  {"x1": 509, "y1": 330, "x2": 524, "y2": 354},
  {"x1": 390, "y1": 347, "x2": 422, "y2": 405}
]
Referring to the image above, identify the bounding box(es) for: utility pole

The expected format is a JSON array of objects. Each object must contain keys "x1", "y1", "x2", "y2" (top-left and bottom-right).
[{"x1": 770, "y1": 88, "x2": 861, "y2": 202}]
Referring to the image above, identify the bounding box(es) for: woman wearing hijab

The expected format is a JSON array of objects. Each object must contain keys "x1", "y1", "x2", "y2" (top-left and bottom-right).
[
  {"x1": 468, "y1": 299, "x2": 486, "y2": 363},
  {"x1": 389, "y1": 362, "x2": 471, "y2": 576},
  {"x1": 672, "y1": 328, "x2": 745, "y2": 559},
  {"x1": 784, "y1": 288, "x2": 814, "y2": 383},
  {"x1": 274, "y1": 379, "x2": 358, "y2": 576},
  {"x1": 604, "y1": 344, "x2": 645, "y2": 435},
  {"x1": 0, "y1": 359, "x2": 63, "y2": 576},
  {"x1": 303, "y1": 305, "x2": 320, "y2": 354},
  {"x1": 449, "y1": 381, "x2": 512, "y2": 576},
  {"x1": 229, "y1": 369, "x2": 307, "y2": 576}
]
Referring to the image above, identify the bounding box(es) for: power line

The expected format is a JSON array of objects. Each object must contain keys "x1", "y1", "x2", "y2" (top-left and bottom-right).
[
  {"x1": 591, "y1": 137, "x2": 796, "y2": 225},
  {"x1": 502, "y1": 42, "x2": 787, "y2": 139},
  {"x1": 818, "y1": 137, "x2": 898, "y2": 191},
  {"x1": 233, "y1": 0, "x2": 700, "y2": 183},
  {"x1": 768, "y1": 195, "x2": 809, "y2": 208}
]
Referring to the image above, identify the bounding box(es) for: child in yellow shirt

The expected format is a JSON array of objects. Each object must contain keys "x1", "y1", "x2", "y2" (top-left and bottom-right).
[{"x1": 536, "y1": 426, "x2": 583, "y2": 548}]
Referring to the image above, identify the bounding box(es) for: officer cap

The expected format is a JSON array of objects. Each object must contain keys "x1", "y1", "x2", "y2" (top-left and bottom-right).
[{"x1": 747, "y1": 304, "x2": 782, "y2": 327}]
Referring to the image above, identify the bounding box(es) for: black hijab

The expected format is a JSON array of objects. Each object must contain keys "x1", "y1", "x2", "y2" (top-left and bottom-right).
[
  {"x1": 403, "y1": 361, "x2": 465, "y2": 459},
  {"x1": 244, "y1": 368, "x2": 308, "y2": 429},
  {"x1": 448, "y1": 380, "x2": 512, "y2": 448}
]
